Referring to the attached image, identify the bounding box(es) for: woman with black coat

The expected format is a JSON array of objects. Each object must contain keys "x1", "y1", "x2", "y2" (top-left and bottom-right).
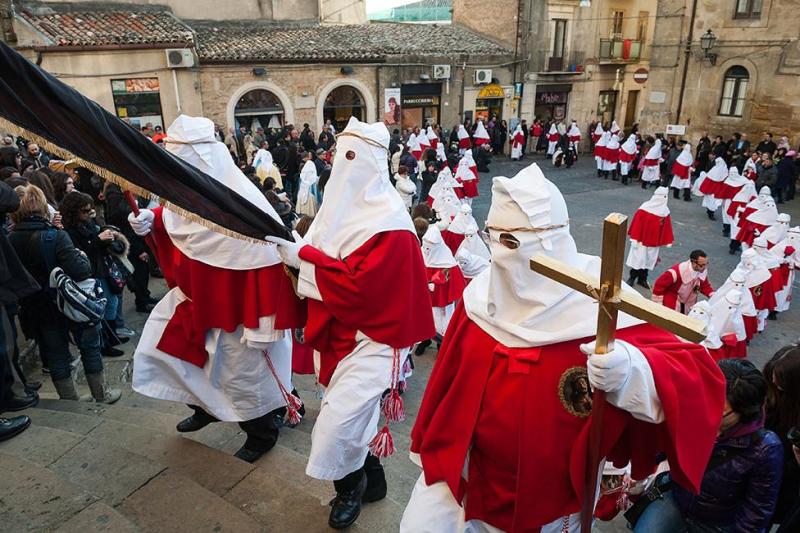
[
  {"x1": 60, "y1": 191, "x2": 129, "y2": 358},
  {"x1": 8, "y1": 184, "x2": 120, "y2": 403}
]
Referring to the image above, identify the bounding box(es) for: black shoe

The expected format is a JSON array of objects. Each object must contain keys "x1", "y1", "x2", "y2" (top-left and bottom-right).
[
  {"x1": 24, "y1": 380, "x2": 42, "y2": 393},
  {"x1": 145, "y1": 296, "x2": 160, "y2": 305},
  {"x1": 329, "y1": 473, "x2": 367, "y2": 529},
  {"x1": 362, "y1": 455, "x2": 387, "y2": 503},
  {"x1": 1, "y1": 392, "x2": 39, "y2": 412},
  {"x1": 233, "y1": 446, "x2": 267, "y2": 463},
  {"x1": 0, "y1": 415, "x2": 31, "y2": 442},
  {"x1": 101, "y1": 346, "x2": 124, "y2": 358},
  {"x1": 706, "y1": 210, "x2": 716, "y2": 221},
  {"x1": 176, "y1": 414, "x2": 214, "y2": 433},
  {"x1": 136, "y1": 303, "x2": 155, "y2": 313},
  {"x1": 107, "y1": 335, "x2": 130, "y2": 347},
  {"x1": 768, "y1": 311, "x2": 778, "y2": 321},
  {"x1": 414, "y1": 339, "x2": 431, "y2": 356}
]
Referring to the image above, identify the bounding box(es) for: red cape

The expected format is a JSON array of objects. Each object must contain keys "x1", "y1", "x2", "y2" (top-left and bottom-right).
[
  {"x1": 299, "y1": 230, "x2": 435, "y2": 386},
  {"x1": 671, "y1": 161, "x2": 691, "y2": 179},
  {"x1": 627, "y1": 210, "x2": 674, "y2": 247},
  {"x1": 427, "y1": 266, "x2": 466, "y2": 307},
  {"x1": 149, "y1": 207, "x2": 305, "y2": 368},
  {"x1": 441, "y1": 230, "x2": 465, "y2": 256},
  {"x1": 410, "y1": 305, "x2": 725, "y2": 531}
]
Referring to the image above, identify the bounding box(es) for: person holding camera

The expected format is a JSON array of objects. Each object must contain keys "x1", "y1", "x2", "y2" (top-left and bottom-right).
[
  {"x1": 633, "y1": 359, "x2": 784, "y2": 532},
  {"x1": 764, "y1": 345, "x2": 800, "y2": 530}
]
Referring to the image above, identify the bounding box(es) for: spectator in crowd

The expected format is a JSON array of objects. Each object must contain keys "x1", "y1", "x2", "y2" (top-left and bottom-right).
[
  {"x1": 26, "y1": 143, "x2": 49, "y2": 169},
  {"x1": 757, "y1": 155, "x2": 778, "y2": 193},
  {"x1": 49, "y1": 171, "x2": 74, "y2": 205},
  {"x1": 756, "y1": 133, "x2": 777, "y2": 155},
  {"x1": 634, "y1": 358, "x2": 784, "y2": 533},
  {"x1": 8, "y1": 184, "x2": 120, "y2": 403},
  {"x1": 764, "y1": 346, "x2": 800, "y2": 529},
  {"x1": 0, "y1": 136, "x2": 18, "y2": 167},
  {"x1": 399, "y1": 145, "x2": 418, "y2": 182},
  {"x1": 263, "y1": 177, "x2": 294, "y2": 228},
  {"x1": 0, "y1": 180, "x2": 39, "y2": 428},
  {"x1": 419, "y1": 161, "x2": 438, "y2": 204},
  {"x1": 60, "y1": 191, "x2": 129, "y2": 357},
  {"x1": 395, "y1": 165, "x2": 416, "y2": 210},
  {"x1": 775, "y1": 151, "x2": 796, "y2": 204}
]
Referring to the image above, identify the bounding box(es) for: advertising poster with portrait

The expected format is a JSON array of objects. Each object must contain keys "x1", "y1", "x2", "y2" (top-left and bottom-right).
[{"x1": 383, "y1": 88, "x2": 401, "y2": 127}]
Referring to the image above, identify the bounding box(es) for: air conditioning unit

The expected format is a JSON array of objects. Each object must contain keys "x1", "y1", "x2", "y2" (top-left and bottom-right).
[
  {"x1": 432, "y1": 64, "x2": 451, "y2": 80},
  {"x1": 474, "y1": 69, "x2": 492, "y2": 84},
  {"x1": 165, "y1": 48, "x2": 195, "y2": 68}
]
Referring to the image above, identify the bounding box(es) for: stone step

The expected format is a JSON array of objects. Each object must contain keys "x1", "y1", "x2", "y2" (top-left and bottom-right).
[
  {"x1": 0, "y1": 452, "x2": 99, "y2": 531},
  {"x1": 55, "y1": 501, "x2": 140, "y2": 533}
]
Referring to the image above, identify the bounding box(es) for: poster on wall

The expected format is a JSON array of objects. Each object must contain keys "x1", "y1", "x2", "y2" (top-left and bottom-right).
[
  {"x1": 383, "y1": 88, "x2": 401, "y2": 127},
  {"x1": 111, "y1": 77, "x2": 164, "y2": 130}
]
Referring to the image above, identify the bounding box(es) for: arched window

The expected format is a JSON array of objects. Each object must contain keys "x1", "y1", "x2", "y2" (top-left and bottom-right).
[
  {"x1": 323, "y1": 86, "x2": 365, "y2": 132},
  {"x1": 234, "y1": 89, "x2": 284, "y2": 130},
  {"x1": 718, "y1": 66, "x2": 749, "y2": 117}
]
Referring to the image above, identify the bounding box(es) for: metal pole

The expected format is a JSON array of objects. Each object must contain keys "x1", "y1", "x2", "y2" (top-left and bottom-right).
[{"x1": 676, "y1": 0, "x2": 699, "y2": 124}]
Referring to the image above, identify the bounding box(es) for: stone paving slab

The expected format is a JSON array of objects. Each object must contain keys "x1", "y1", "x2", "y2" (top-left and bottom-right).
[
  {"x1": 0, "y1": 424, "x2": 83, "y2": 467},
  {"x1": 88, "y1": 419, "x2": 256, "y2": 496},
  {"x1": 118, "y1": 470, "x2": 263, "y2": 532},
  {"x1": 17, "y1": 406, "x2": 104, "y2": 436},
  {"x1": 48, "y1": 438, "x2": 166, "y2": 507},
  {"x1": 57, "y1": 501, "x2": 140, "y2": 532},
  {"x1": 0, "y1": 452, "x2": 97, "y2": 531}
]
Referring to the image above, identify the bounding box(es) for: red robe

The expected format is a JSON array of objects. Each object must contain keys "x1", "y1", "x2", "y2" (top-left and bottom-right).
[
  {"x1": 750, "y1": 281, "x2": 777, "y2": 312},
  {"x1": 149, "y1": 207, "x2": 304, "y2": 368},
  {"x1": 627, "y1": 210, "x2": 674, "y2": 247},
  {"x1": 441, "y1": 230, "x2": 466, "y2": 256},
  {"x1": 708, "y1": 334, "x2": 747, "y2": 361},
  {"x1": 411, "y1": 305, "x2": 725, "y2": 532},
  {"x1": 298, "y1": 231, "x2": 435, "y2": 386},
  {"x1": 715, "y1": 182, "x2": 744, "y2": 201},
  {"x1": 699, "y1": 178, "x2": 722, "y2": 196},
  {"x1": 652, "y1": 263, "x2": 714, "y2": 312},
  {"x1": 427, "y1": 266, "x2": 466, "y2": 307}
]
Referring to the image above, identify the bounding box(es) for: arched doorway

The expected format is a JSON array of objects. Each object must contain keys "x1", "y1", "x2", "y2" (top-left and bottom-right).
[
  {"x1": 323, "y1": 85, "x2": 365, "y2": 132},
  {"x1": 234, "y1": 89, "x2": 284, "y2": 131}
]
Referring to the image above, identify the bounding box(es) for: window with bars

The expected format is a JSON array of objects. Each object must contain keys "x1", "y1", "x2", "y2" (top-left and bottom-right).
[
  {"x1": 734, "y1": 0, "x2": 762, "y2": 19},
  {"x1": 718, "y1": 66, "x2": 749, "y2": 117}
]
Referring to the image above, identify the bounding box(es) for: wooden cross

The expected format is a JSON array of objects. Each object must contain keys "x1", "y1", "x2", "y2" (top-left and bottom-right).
[{"x1": 529, "y1": 212, "x2": 707, "y2": 533}]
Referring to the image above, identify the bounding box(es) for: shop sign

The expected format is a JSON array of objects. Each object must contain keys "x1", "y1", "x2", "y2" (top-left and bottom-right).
[
  {"x1": 402, "y1": 96, "x2": 440, "y2": 106},
  {"x1": 477, "y1": 84, "x2": 505, "y2": 99},
  {"x1": 537, "y1": 91, "x2": 569, "y2": 104}
]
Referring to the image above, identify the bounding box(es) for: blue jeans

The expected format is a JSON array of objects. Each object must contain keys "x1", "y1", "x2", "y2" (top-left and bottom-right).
[
  {"x1": 634, "y1": 488, "x2": 731, "y2": 533},
  {"x1": 99, "y1": 278, "x2": 120, "y2": 321}
]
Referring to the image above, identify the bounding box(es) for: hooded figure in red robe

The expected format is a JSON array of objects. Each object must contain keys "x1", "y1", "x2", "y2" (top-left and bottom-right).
[
  {"x1": 626, "y1": 186, "x2": 674, "y2": 289},
  {"x1": 266, "y1": 117, "x2": 435, "y2": 529},
  {"x1": 128, "y1": 115, "x2": 304, "y2": 464},
  {"x1": 401, "y1": 163, "x2": 725, "y2": 533}
]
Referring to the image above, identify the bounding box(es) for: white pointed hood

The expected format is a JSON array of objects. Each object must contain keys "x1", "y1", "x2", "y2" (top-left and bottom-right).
[
  {"x1": 610, "y1": 120, "x2": 620, "y2": 134},
  {"x1": 746, "y1": 198, "x2": 778, "y2": 226},
  {"x1": 761, "y1": 213, "x2": 790, "y2": 244},
  {"x1": 426, "y1": 126, "x2": 438, "y2": 142},
  {"x1": 455, "y1": 156, "x2": 477, "y2": 183},
  {"x1": 474, "y1": 120, "x2": 490, "y2": 140},
  {"x1": 457, "y1": 124, "x2": 470, "y2": 141},
  {"x1": 456, "y1": 246, "x2": 490, "y2": 278},
  {"x1": 593, "y1": 123, "x2": 605, "y2": 136},
  {"x1": 606, "y1": 134, "x2": 620, "y2": 151},
  {"x1": 162, "y1": 115, "x2": 282, "y2": 270},
  {"x1": 732, "y1": 180, "x2": 757, "y2": 204},
  {"x1": 567, "y1": 123, "x2": 581, "y2": 138},
  {"x1": 463, "y1": 163, "x2": 641, "y2": 347},
  {"x1": 448, "y1": 203, "x2": 479, "y2": 235},
  {"x1": 644, "y1": 139, "x2": 662, "y2": 161},
  {"x1": 724, "y1": 166, "x2": 749, "y2": 189},
  {"x1": 676, "y1": 144, "x2": 693, "y2": 166},
  {"x1": 417, "y1": 130, "x2": 431, "y2": 148},
  {"x1": 253, "y1": 148, "x2": 273, "y2": 170},
  {"x1": 638, "y1": 186, "x2": 671, "y2": 217},
  {"x1": 305, "y1": 117, "x2": 414, "y2": 258},
  {"x1": 458, "y1": 231, "x2": 491, "y2": 261},
  {"x1": 707, "y1": 158, "x2": 728, "y2": 183},
  {"x1": 548, "y1": 123, "x2": 558, "y2": 136},
  {"x1": 737, "y1": 248, "x2": 772, "y2": 287},
  {"x1": 621, "y1": 134, "x2": 638, "y2": 155},
  {"x1": 422, "y1": 224, "x2": 457, "y2": 268},
  {"x1": 710, "y1": 268, "x2": 757, "y2": 316}
]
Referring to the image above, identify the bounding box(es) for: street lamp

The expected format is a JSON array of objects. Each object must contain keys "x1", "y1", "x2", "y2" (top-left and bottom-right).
[{"x1": 699, "y1": 29, "x2": 717, "y2": 65}]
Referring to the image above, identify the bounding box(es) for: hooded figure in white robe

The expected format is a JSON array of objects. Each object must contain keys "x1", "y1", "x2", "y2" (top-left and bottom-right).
[
  {"x1": 128, "y1": 115, "x2": 298, "y2": 462},
  {"x1": 296, "y1": 159, "x2": 319, "y2": 216},
  {"x1": 641, "y1": 139, "x2": 662, "y2": 183},
  {"x1": 770, "y1": 225, "x2": 800, "y2": 312}
]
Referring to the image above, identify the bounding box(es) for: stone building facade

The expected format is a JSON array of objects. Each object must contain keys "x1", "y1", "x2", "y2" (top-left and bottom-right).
[
  {"x1": 453, "y1": 0, "x2": 658, "y2": 135},
  {"x1": 640, "y1": 0, "x2": 800, "y2": 146},
  {"x1": 4, "y1": 1, "x2": 514, "y2": 139}
]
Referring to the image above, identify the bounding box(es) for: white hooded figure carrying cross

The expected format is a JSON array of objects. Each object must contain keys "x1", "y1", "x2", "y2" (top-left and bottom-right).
[{"x1": 403, "y1": 162, "x2": 725, "y2": 533}]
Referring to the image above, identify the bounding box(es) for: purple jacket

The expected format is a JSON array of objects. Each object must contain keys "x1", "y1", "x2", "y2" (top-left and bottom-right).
[{"x1": 674, "y1": 427, "x2": 784, "y2": 532}]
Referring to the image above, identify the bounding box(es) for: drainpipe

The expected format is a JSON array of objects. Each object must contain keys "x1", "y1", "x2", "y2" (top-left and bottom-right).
[{"x1": 675, "y1": 0, "x2": 699, "y2": 124}]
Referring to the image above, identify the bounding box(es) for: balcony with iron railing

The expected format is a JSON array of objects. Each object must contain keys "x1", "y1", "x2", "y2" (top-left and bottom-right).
[
  {"x1": 534, "y1": 50, "x2": 587, "y2": 74},
  {"x1": 598, "y1": 38, "x2": 642, "y2": 63}
]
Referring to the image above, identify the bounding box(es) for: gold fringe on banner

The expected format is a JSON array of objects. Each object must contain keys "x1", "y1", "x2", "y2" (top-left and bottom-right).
[{"x1": 0, "y1": 115, "x2": 264, "y2": 245}]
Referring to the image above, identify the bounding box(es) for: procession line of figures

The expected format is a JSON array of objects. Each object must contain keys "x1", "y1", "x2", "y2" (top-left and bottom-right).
[{"x1": 121, "y1": 115, "x2": 794, "y2": 532}]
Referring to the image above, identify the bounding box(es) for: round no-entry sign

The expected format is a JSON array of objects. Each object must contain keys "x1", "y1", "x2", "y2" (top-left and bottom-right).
[{"x1": 633, "y1": 68, "x2": 649, "y2": 84}]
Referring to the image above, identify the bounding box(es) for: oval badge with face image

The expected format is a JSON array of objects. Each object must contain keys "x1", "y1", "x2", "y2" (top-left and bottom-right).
[{"x1": 558, "y1": 366, "x2": 593, "y2": 418}]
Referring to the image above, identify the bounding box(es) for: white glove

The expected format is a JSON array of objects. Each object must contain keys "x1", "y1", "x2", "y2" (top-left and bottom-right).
[
  {"x1": 580, "y1": 340, "x2": 633, "y2": 393},
  {"x1": 264, "y1": 230, "x2": 306, "y2": 269},
  {"x1": 127, "y1": 209, "x2": 154, "y2": 237}
]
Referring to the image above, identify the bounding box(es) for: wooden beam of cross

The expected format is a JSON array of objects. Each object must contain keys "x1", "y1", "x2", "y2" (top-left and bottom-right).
[{"x1": 529, "y1": 212, "x2": 707, "y2": 533}]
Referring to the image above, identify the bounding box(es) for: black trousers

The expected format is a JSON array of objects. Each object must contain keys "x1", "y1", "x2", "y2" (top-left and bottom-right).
[
  {"x1": 188, "y1": 404, "x2": 280, "y2": 452},
  {"x1": 0, "y1": 307, "x2": 13, "y2": 410},
  {"x1": 128, "y1": 250, "x2": 152, "y2": 307}
]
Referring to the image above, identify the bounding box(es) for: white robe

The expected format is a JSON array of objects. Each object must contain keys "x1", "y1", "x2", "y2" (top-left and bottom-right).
[
  {"x1": 626, "y1": 241, "x2": 661, "y2": 270},
  {"x1": 133, "y1": 287, "x2": 292, "y2": 422}
]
